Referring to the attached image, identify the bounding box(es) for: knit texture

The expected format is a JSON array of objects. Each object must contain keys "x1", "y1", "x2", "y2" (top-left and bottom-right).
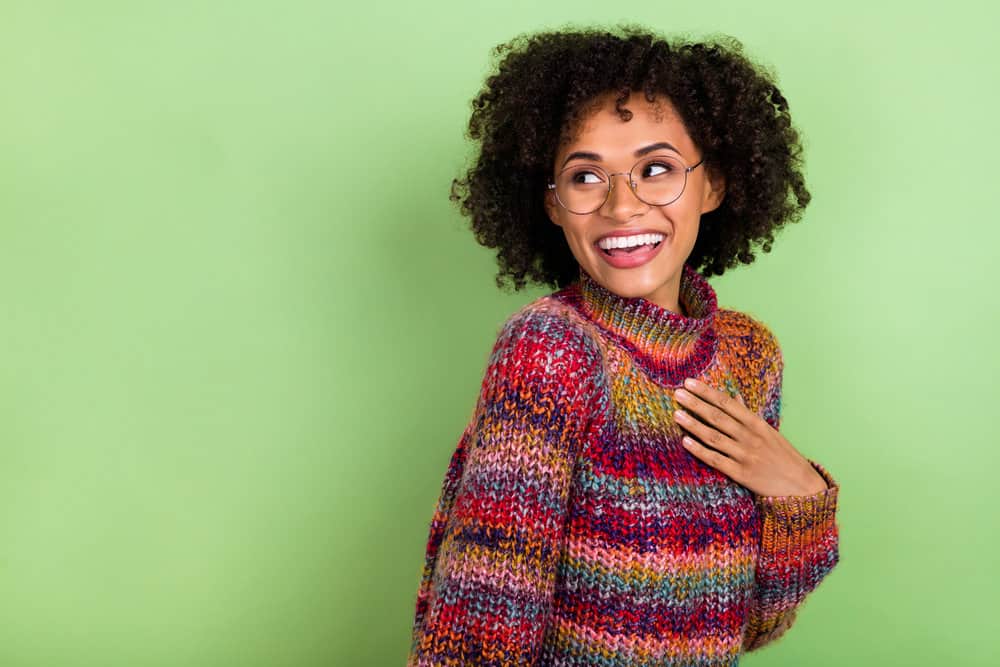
[{"x1": 408, "y1": 263, "x2": 840, "y2": 666}]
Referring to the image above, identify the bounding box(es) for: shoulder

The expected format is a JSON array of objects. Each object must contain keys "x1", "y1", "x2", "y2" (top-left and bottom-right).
[
  {"x1": 486, "y1": 295, "x2": 605, "y2": 391},
  {"x1": 715, "y1": 307, "x2": 782, "y2": 358},
  {"x1": 469, "y1": 296, "x2": 609, "y2": 437},
  {"x1": 714, "y1": 307, "x2": 784, "y2": 391}
]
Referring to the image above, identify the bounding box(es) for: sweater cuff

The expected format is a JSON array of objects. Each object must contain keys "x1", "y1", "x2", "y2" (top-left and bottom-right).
[{"x1": 754, "y1": 459, "x2": 839, "y2": 533}]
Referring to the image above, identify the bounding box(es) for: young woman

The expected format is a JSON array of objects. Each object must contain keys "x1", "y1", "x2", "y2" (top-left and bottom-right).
[{"x1": 408, "y1": 25, "x2": 840, "y2": 667}]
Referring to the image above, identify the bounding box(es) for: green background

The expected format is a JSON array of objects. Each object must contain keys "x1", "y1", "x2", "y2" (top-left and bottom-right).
[{"x1": 1, "y1": 1, "x2": 996, "y2": 665}]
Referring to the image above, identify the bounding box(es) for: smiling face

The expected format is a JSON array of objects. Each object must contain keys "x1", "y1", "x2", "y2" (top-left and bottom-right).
[{"x1": 544, "y1": 90, "x2": 726, "y2": 313}]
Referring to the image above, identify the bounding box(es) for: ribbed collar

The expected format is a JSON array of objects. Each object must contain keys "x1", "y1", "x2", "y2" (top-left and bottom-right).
[{"x1": 555, "y1": 263, "x2": 719, "y2": 388}]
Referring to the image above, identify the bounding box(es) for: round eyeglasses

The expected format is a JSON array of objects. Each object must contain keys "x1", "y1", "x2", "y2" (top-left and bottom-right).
[{"x1": 547, "y1": 153, "x2": 705, "y2": 215}]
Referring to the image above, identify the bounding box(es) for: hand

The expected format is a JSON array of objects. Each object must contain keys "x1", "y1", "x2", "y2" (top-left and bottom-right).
[{"x1": 673, "y1": 377, "x2": 828, "y2": 497}]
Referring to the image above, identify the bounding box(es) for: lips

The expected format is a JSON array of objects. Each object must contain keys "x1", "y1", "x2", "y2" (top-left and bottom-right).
[
  {"x1": 594, "y1": 233, "x2": 668, "y2": 269},
  {"x1": 593, "y1": 231, "x2": 669, "y2": 251}
]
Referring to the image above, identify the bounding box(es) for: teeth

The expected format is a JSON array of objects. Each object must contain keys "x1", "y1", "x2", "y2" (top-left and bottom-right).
[{"x1": 597, "y1": 233, "x2": 666, "y2": 250}]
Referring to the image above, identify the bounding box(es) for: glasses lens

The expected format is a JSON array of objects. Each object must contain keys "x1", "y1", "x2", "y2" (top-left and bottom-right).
[
  {"x1": 633, "y1": 155, "x2": 686, "y2": 206},
  {"x1": 554, "y1": 154, "x2": 689, "y2": 213},
  {"x1": 555, "y1": 165, "x2": 609, "y2": 214}
]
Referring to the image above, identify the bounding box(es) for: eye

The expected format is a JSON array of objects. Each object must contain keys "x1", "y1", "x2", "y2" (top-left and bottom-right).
[
  {"x1": 570, "y1": 169, "x2": 605, "y2": 185},
  {"x1": 641, "y1": 161, "x2": 676, "y2": 178}
]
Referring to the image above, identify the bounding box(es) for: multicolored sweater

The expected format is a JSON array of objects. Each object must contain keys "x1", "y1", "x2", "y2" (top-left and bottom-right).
[{"x1": 408, "y1": 263, "x2": 840, "y2": 666}]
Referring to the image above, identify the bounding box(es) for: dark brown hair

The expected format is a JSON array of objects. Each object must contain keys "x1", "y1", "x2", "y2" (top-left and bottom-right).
[{"x1": 450, "y1": 24, "x2": 811, "y2": 290}]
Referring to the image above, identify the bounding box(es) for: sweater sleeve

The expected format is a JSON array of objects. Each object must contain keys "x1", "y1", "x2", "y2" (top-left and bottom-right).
[
  {"x1": 742, "y1": 325, "x2": 841, "y2": 653},
  {"x1": 407, "y1": 308, "x2": 605, "y2": 667}
]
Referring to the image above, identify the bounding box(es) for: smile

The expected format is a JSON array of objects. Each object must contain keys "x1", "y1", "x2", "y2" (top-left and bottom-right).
[{"x1": 594, "y1": 232, "x2": 667, "y2": 268}]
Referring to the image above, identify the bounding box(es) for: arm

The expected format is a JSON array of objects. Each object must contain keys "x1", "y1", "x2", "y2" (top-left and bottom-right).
[
  {"x1": 408, "y1": 309, "x2": 605, "y2": 666},
  {"x1": 742, "y1": 325, "x2": 841, "y2": 653}
]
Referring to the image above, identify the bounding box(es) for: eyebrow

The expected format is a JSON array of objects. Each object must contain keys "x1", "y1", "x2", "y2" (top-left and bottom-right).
[{"x1": 560, "y1": 142, "x2": 683, "y2": 168}]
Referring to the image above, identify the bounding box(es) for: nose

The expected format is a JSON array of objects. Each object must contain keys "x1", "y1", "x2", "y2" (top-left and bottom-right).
[{"x1": 599, "y1": 172, "x2": 647, "y2": 220}]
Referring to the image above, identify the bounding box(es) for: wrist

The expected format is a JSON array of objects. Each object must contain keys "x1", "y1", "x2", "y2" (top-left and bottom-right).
[{"x1": 798, "y1": 462, "x2": 829, "y2": 495}]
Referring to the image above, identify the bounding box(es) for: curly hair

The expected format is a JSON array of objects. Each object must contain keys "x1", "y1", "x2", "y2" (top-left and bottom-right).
[{"x1": 449, "y1": 24, "x2": 811, "y2": 291}]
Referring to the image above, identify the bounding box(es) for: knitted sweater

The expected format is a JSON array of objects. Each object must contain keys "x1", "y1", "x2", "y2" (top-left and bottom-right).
[{"x1": 408, "y1": 263, "x2": 840, "y2": 667}]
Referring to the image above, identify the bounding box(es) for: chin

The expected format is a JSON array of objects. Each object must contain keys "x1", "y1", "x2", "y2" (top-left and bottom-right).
[
  {"x1": 610, "y1": 276, "x2": 662, "y2": 298},
  {"x1": 589, "y1": 255, "x2": 674, "y2": 286}
]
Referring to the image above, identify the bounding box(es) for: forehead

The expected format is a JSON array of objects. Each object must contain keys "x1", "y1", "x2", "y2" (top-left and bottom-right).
[{"x1": 556, "y1": 91, "x2": 696, "y2": 161}]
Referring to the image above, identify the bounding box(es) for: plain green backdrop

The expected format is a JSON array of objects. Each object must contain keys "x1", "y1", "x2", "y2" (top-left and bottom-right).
[{"x1": 1, "y1": 1, "x2": 997, "y2": 665}]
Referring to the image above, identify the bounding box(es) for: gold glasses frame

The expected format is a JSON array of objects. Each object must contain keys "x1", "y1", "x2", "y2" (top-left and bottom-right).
[{"x1": 547, "y1": 153, "x2": 706, "y2": 215}]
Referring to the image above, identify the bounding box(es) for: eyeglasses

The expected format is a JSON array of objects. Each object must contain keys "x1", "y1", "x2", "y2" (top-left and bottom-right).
[{"x1": 547, "y1": 153, "x2": 705, "y2": 215}]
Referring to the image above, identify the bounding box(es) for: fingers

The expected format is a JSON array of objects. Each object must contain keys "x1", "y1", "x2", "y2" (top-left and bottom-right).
[
  {"x1": 680, "y1": 378, "x2": 754, "y2": 425},
  {"x1": 675, "y1": 385, "x2": 747, "y2": 441},
  {"x1": 680, "y1": 432, "x2": 738, "y2": 478},
  {"x1": 674, "y1": 406, "x2": 737, "y2": 455}
]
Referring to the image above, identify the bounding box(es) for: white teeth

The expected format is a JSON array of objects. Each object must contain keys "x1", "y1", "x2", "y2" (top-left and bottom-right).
[{"x1": 597, "y1": 233, "x2": 666, "y2": 250}]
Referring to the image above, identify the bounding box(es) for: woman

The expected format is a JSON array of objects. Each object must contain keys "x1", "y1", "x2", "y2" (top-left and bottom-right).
[{"x1": 408, "y1": 25, "x2": 840, "y2": 667}]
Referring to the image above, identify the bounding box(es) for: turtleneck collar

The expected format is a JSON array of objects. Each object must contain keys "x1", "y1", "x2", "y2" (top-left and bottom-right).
[{"x1": 554, "y1": 263, "x2": 719, "y2": 388}]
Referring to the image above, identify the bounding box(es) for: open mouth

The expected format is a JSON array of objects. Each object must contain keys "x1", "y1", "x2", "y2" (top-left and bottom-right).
[{"x1": 600, "y1": 240, "x2": 663, "y2": 257}]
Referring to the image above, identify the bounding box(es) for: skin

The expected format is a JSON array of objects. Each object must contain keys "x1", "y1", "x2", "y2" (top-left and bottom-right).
[
  {"x1": 675, "y1": 380, "x2": 828, "y2": 495},
  {"x1": 543, "y1": 90, "x2": 725, "y2": 314},
  {"x1": 544, "y1": 90, "x2": 828, "y2": 497}
]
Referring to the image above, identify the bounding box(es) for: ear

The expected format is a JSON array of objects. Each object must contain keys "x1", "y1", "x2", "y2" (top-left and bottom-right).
[
  {"x1": 700, "y1": 166, "x2": 726, "y2": 214},
  {"x1": 544, "y1": 187, "x2": 563, "y2": 227}
]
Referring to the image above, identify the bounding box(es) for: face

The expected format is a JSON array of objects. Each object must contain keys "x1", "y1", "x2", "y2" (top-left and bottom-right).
[{"x1": 543, "y1": 91, "x2": 725, "y2": 313}]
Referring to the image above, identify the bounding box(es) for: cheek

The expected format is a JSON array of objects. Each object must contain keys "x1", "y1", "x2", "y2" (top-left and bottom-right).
[
  {"x1": 669, "y1": 205, "x2": 703, "y2": 235},
  {"x1": 562, "y1": 227, "x2": 594, "y2": 258}
]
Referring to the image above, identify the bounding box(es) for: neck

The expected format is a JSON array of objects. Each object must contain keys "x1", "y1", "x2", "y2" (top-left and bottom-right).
[{"x1": 554, "y1": 263, "x2": 719, "y2": 388}]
